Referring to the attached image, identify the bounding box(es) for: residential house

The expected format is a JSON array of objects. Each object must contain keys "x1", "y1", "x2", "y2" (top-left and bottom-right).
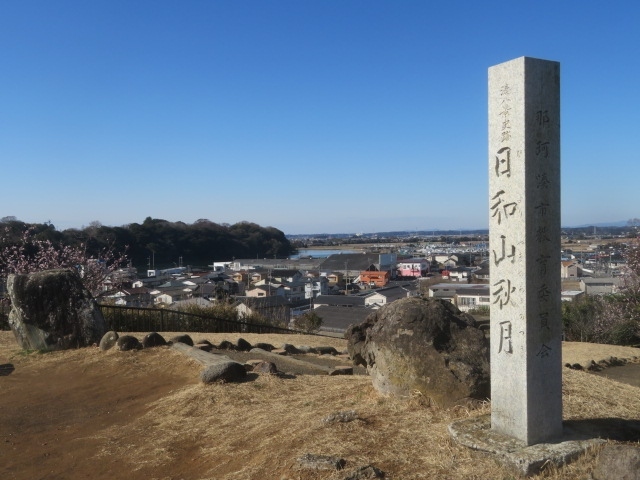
[
  {"x1": 279, "y1": 280, "x2": 307, "y2": 302},
  {"x1": 360, "y1": 270, "x2": 390, "y2": 288},
  {"x1": 270, "y1": 269, "x2": 304, "y2": 283},
  {"x1": 364, "y1": 285, "x2": 415, "y2": 308},
  {"x1": 231, "y1": 271, "x2": 246, "y2": 283},
  {"x1": 108, "y1": 287, "x2": 152, "y2": 307},
  {"x1": 433, "y1": 253, "x2": 475, "y2": 269},
  {"x1": 454, "y1": 286, "x2": 491, "y2": 312},
  {"x1": 245, "y1": 285, "x2": 285, "y2": 298},
  {"x1": 231, "y1": 269, "x2": 268, "y2": 288},
  {"x1": 396, "y1": 258, "x2": 429, "y2": 278},
  {"x1": 318, "y1": 252, "x2": 397, "y2": 281},
  {"x1": 428, "y1": 283, "x2": 491, "y2": 312},
  {"x1": 580, "y1": 277, "x2": 622, "y2": 295},
  {"x1": 254, "y1": 276, "x2": 307, "y2": 302},
  {"x1": 234, "y1": 296, "x2": 291, "y2": 325},
  {"x1": 154, "y1": 287, "x2": 194, "y2": 306},
  {"x1": 443, "y1": 257, "x2": 460, "y2": 269},
  {"x1": 305, "y1": 276, "x2": 329, "y2": 299},
  {"x1": 471, "y1": 262, "x2": 490, "y2": 282},
  {"x1": 433, "y1": 254, "x2": 457, "y2": 264},
  {"x1": 561, "y1": 261, "x2": 581, "y2": 279},
  {"x1": 444, "y1": 267, "x2": 473, "y2": 281},
  {"x1": 249, "y1": 269, "x2": 269, "y2": 285}
]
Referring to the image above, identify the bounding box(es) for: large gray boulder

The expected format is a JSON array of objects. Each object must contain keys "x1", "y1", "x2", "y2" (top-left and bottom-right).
[
  {"x1": 345, "y1": 297, "x2": 489, "y2": 408},
  {"x1": 7, "y1": 269, "x2": 108, "y2": 351}
]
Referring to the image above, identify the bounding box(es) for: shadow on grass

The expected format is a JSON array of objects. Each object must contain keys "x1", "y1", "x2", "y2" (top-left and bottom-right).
[
  {"x1": 565, "y1": 418, "x2": 640, "y2": 442},
  {"x1": 0, "y1": 363, "x2": 15, "y2": 376}
]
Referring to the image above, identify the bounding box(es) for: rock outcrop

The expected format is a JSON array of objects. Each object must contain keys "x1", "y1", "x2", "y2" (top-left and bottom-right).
[
  {"x1": 345, "y1": 297, "x2": 489, "y2": 408},
  {"x1": 7, "y1": 269, "x2": 108, "y2": 351}
]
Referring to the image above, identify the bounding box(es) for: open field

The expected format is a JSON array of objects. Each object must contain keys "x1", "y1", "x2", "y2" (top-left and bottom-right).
[{"x1": 1, "y1": 331, "x2": 639, "y2": 479}]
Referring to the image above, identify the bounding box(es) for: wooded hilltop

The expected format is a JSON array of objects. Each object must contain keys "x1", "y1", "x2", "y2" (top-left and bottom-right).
[{"x1": 0, "y1": 217, "x2": 295, "y2": 270}]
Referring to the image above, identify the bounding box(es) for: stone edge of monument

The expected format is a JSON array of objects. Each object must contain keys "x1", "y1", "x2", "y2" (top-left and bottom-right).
[
  {"x1": 448, "y1": 415, "x2": 605, "y2": 476},
  {"x1": 488, "y1": 56, "x2": 563, "y2": 445}
]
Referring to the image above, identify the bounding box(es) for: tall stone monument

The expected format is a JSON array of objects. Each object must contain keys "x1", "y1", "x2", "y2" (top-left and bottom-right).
[
  {"x1": 488, "y1": 56, "x2": 562, "y2": 445},
  {"x1": 450, "y1": 58, "x2": 605, "y2": 475}
]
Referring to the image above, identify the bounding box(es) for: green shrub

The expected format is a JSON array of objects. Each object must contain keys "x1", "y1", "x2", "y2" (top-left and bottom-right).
[{"x1": 293, "y1": 311, "x2": 323, "y2": 333}]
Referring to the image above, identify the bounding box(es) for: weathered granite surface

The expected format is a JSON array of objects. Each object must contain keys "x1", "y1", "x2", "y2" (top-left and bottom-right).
[
  {"x1": 488, "y1": 56, "x2": 562, "y2": 444},
  {"x1": 8, "y1": 269, "x2": 107, "y2": 351},
  {"x1": 449, "y1": 415, "x2": 604, "y2": 477},
  {"x1": 346, "y1": 297, "x2": 489, "y2": 407}
]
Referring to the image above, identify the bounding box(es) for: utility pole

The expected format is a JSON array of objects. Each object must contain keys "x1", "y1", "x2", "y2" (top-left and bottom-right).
[{"x1": 345, "y1": 260, "x2": 349, "y2": 296}]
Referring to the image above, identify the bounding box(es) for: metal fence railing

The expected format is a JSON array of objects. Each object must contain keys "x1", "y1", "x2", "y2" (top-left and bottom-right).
[
  {"x1": 98, "y1": 304, "x2": 303, "y2": 335},
  {"x1": 0, "y1": 303, "x2": 332, "y2": 337}
]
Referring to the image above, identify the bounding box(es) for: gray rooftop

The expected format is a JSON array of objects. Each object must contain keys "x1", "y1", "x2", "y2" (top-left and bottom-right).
[
  {"x1": 314, "y1": 294, "x2": 367, "y2": 307},
  {"x1": 314, "y1": 305, "x2": 373, "y2": 333},
  {"x1": 318, "y1": 253, "x2": 381, "y2": 272}
]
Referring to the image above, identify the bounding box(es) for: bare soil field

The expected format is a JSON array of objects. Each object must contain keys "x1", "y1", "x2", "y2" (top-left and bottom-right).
[{"x1": 1, "y1": 331, "x2": 639, "y2": 480}]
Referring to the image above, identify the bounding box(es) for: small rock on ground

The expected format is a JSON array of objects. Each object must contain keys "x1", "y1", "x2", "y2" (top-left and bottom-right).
[
  {"x1": 322, "y1": 410, "x2": 358, "y2": 424},
  {"x1": 99, "y1": 331, "x2": 119, "y2": 351},
  {"x1": 341, "y1": 465, "x2": 385, "y2": 479},
  {"x1": 169, "y1": 334, "x2": 193, "y2": 346},
  {"x1": 142, "y1": 332, "x2": 166, "y2": 348},
  {"x1": 252, "y1": 361, "x2": 279, "y2": 375},
  {"x1": 116, "y1": 335, "x2": 141, "y2": 351},
  {"x1": 200, "y1": 361, "x2": 246, "y2": 383}
]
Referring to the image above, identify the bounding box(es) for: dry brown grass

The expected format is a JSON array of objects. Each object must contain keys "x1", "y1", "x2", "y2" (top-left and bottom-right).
[
  {"x1": 1, "y1": 331, "x2": 639, "y2": 480},
  {"x1": 562, "y1": 341, "x2": 639, "y2": 367}
]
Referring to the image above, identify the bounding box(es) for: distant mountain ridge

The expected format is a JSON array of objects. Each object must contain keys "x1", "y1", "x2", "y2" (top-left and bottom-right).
[
  {"x1": 569, "y1": 220, "x2": 629, "y2": 228},
  {"x1": 288, "y1": 221, "x2": 638, "y2": 237}
]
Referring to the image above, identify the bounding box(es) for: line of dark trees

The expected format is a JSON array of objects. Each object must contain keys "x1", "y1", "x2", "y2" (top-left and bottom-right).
[{"x1": 0, "y1": 217, "x2": 295, "y2": 270}]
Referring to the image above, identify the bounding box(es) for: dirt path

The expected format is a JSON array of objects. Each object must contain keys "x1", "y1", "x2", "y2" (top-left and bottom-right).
[
  {"x1": 1, "y1": 332, "x2": 639, "y2": 479},
  {"x1": 0, "y1": 345, "x2": 200, "y2": 480},
  {"x1": 0, "y1": 331, "x2": 362, "y2": 479}
]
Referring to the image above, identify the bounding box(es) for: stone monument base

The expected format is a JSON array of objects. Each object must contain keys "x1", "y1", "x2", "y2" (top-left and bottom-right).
[{"x1": 448, "y1": 415, "x2": 605, "y2": 476}]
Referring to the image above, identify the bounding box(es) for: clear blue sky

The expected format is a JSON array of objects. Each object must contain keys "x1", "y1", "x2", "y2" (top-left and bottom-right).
[{"x1": 1, "y1": 1, "x2": 639, "y2": 234}]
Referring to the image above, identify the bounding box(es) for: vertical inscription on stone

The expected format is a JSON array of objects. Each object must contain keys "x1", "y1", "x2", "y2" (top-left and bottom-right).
[{"x1": 489, "y1": 57, "x2": 562, "y2": 446}]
